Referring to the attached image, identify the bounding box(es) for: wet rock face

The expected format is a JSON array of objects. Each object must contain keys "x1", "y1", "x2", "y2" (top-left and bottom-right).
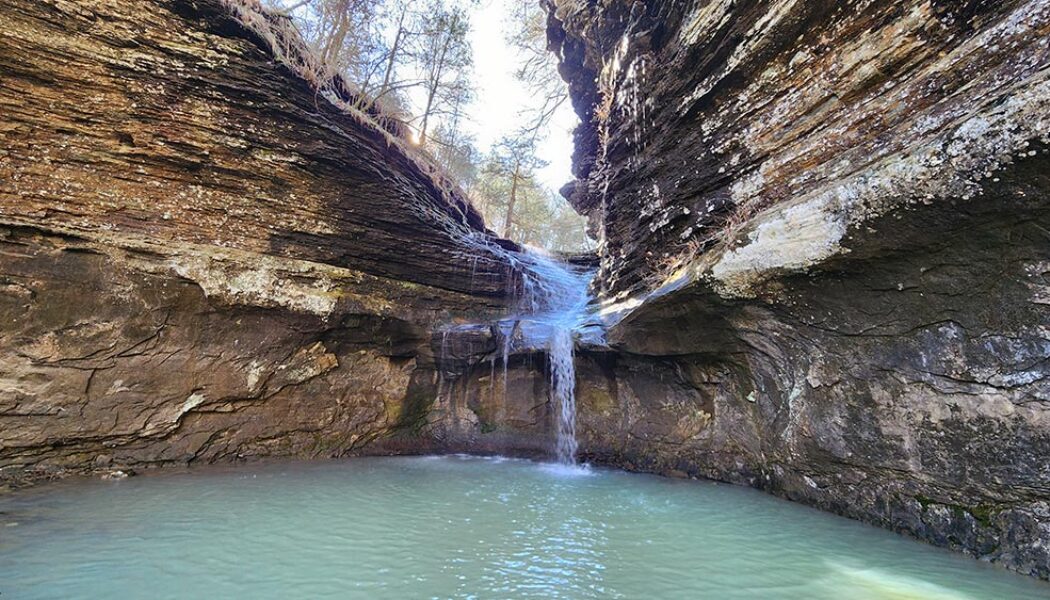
[
  {"x1": 596, "y1": 181, "x2": 1050, "y2": 577},
  {"x1": 550, "y1": 0, "x2": 1050, "y2": 298},
  {"x1": 0, "y1": 0, "x2": 512, "y2": 486},
  {"x1": 541, "y1": 0, "x2": 1050, "y2": 580}
]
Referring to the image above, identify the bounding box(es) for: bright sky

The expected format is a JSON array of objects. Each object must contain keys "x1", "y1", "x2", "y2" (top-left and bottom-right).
[{"x1": 464, "y1": 0, "x2": 578, "y2": 193}]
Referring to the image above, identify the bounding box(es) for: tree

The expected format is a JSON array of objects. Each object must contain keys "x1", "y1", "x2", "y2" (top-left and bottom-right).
[
  {"x1": 375, "y1": 0, "x2": 410, "y2": 102},
  {"x1": 429, "y1": 122, "x2": 480, "y2": 192},
  {"x1": 269, "y1": 0, "x2": 422, "y2": 118},
  {"x1": 406, "y1": 2, "x2": 473, "y2": 145},
  {"x1": 484, "y1": 135, "x2": 547, "y2": 238},
  {"x1": 474, "y1": 152, "x2": 590, "y2": 253},
  {"x1": 265, "y1": 0, "x2": 592, "y2": 252},
  {"x1": 493, "y1": 136, "x2": 546, "y2": 239},
  {"x1": 508, "y1": 0, "x2": 568, "y2": 137},
  {"x1": 274, "y1": 0, "x2": 387, "y2": 88}
]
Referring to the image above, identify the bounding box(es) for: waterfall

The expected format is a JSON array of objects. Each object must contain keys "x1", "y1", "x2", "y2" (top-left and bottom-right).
[
  {"x1": 427, "y1": 194, "x2": 597, "y2": 463},
  {"x1": 548, "y1": 328, "x2": 578, "y2": 464},
  {"x1": 511, "y1": 249, "x2": 595, "y2": 465}
]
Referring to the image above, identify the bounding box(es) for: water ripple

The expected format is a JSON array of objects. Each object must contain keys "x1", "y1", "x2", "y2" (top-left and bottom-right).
[{"x1": 0, "y1": 456, "x2": 1047, "y2": 599}]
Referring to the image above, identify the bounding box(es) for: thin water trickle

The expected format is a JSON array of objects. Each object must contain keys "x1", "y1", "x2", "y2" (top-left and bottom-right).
[
  {"x1": 499, "y1": 319, "x2": 513, "y2": 399},
  {"x1": 549, "y1": 328, "x2": 578, "y2": 463}
]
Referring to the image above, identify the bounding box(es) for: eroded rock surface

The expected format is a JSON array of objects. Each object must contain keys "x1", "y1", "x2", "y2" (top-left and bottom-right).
[
  {"x1": 550, "y1": 0, "x2": 1050, "y2": 299},
  {"x1": 0, "y1": 0, "x2": 512, "y2": 487},
  {"x1": 540, "y1": 0, "x2": 1050, "y2": 579},
  {"x1": 1, "y1": 0, "x2": 512, "y2": 296}
]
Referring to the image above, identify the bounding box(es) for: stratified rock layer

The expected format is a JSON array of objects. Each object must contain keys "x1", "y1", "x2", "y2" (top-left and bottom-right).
[
  {"x1": 0, "y1": 0, "x2": 511, "y2": 296},
  {"x1": 0, "y1": 0, "x2": 512, "y2": 486},
  {"x1": 541, "y1": 0, "x2": 1050, "y2": 580},
  {"x1": 4, "y1": 0, "x2": 1050, "y2": 584},
  {"x1": 551, "y1": 0, "x2": 1050, "y2": 298}
]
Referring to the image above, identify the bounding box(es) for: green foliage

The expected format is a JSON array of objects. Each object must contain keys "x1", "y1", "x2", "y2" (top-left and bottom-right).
[{"x1": 474, "y1": 144, "x2": 590, "y2": 253}]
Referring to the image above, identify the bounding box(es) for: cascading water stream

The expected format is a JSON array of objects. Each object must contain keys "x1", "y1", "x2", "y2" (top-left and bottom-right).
[
  {"x1": 416, "y1": 193, "x2": 598, "y2": 464},
  {"x1": 432, "y1": 247, "x2": 597, "y2": 464},
  {"x1": 509, "y1": 250, "x2": 597, "y2": 465},
  {"x1": 548, "y1": 328, "x2": 578, "y2": 464}
]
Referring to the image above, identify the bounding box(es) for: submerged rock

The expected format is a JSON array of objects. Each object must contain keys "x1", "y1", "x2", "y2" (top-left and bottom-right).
[{"x1": 100, "y1": 470, "x2": 132, "y2": 481}]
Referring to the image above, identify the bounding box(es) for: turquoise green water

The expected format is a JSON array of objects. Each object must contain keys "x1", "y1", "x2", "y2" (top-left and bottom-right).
[{"x1": 1, "y1": 456, "x2": 1047, "y2": 599}]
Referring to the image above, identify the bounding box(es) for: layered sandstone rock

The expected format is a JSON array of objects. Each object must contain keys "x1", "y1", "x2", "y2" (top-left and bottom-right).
[
  {"x1": 0, "y1": 0, "x2": 512, "y2": 296},
  {"x1": 544, "y1": 0, "x2": 1050, "y2": 579},
  {"x1": 0, "y1": 0, "x2": 513, "y2": 487},
  {"x1": 550, "y1": 0, "x2": 1050, "y2": 299}
]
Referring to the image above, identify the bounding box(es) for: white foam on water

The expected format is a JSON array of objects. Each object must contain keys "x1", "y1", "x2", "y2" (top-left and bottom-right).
[{"x1": 538, "y1": 461, "x2": 596, "y2": 478}]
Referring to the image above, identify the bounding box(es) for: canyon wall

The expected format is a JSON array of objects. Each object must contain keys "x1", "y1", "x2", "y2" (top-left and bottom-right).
[
  {"x1": 3, "y1": 0, "x2": 1050, "y2": 583},
  {"x1": 0, "y1": 0, "x2": 515, "y2": 487},
  {"x1": 538, "y1": 0, "x2": 1050, "y2": 579}
]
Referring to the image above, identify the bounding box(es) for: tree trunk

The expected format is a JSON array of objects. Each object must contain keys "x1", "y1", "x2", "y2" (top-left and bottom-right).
[
  {"x1": 378, "y1": 6, "x2": 407, "y2": 101},
  {"x1": 419, "y1": 86, "x2": 436, "y2": 145},
  {"x1": 419, "y1": 29, "x2": 453, "y2": 146},
  {"x1": 321, "y1": 0, "x2": 352, "y2": 72},
  {"x1": 442, "y1": 101, "x2": 462, "y2": 170},
  {"x1": 503, "y1": 162, "x2": 521, "y2": 238}
]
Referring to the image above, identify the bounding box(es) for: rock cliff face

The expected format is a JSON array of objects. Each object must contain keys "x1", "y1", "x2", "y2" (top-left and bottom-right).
[
  {"x1": 4, "y1": 0, "x2": 1050, "y2": 584},
  {"x1": 0, "y1": 0, "x2": 515, "y2": 487},
  {"x1": 2, "y1": 0, "x2": 514, "y2": 296},
  {"x1": 551, "y1": 0, "x2": 1049, "y2": 299},
  {"x1": 542, "y1": 0, "x2": 1050, "y2": 580}
]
